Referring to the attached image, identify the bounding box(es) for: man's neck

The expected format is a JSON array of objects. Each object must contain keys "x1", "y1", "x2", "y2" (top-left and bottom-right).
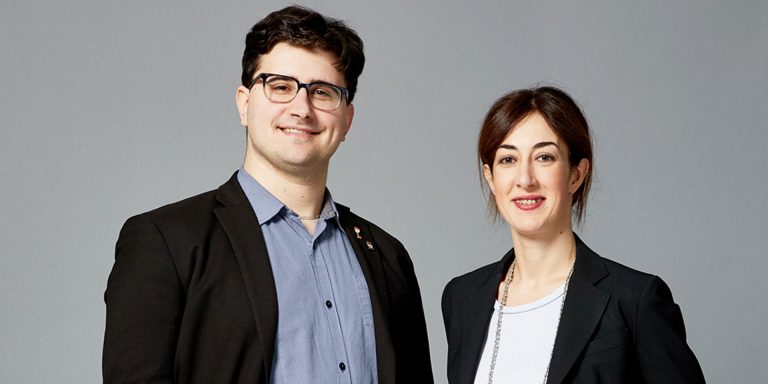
[{"x1": 243, "y1": 159, "x2": 328, "y2": 220}]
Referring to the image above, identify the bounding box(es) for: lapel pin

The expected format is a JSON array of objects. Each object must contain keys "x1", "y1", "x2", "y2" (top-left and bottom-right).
[
  {"x1": 366, "y1": 240, "x2": 374, "y2": 250},
  {"x1": 354, "y1": 226, "x2": 362, "y2": 239}
]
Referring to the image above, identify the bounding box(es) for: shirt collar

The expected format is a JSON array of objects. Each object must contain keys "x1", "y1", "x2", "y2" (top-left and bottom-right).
[{"x1": 237, "y1": 168, "x2": 340, "y2": 226}]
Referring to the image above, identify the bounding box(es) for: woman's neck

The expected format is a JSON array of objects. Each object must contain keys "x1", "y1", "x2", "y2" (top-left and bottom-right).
[{"x1": 510, "y1": 229, "x2": 576, "y2": 286}]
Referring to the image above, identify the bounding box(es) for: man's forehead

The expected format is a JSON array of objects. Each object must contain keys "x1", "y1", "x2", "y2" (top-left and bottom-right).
[{"x1": 256, "y1": 43, "x2": 344, "y2": 84}]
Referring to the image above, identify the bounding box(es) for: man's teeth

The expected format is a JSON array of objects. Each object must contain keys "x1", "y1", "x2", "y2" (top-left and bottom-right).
[{"x1": 283, "y1": 128, "x2": 307, "y2": 134}]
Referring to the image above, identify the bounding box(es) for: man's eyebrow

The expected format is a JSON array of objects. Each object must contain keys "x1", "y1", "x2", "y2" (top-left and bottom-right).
[{"x1": 498, "y1": 141, "x2": 558, "y2": 151}]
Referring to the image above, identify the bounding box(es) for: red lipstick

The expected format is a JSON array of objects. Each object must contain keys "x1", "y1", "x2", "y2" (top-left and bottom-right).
[{"x1": 512, "y1": 195, "x2": 544, "y2": 211}]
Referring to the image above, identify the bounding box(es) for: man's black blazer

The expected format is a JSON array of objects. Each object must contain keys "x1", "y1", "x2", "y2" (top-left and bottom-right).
[
  {"x1": 442, "y1": 235, "x2": 705, "y2": 383},
  {"x1": 103, "y1": 173, "x2": 433, "y2": 383}
]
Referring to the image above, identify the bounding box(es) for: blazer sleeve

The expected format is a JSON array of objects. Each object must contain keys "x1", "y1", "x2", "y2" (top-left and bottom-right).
[
  {"x1": 392, "y1": 239, "x2": 435, "y2": 383},
  {"x1": 635, "y1": 276, "x2": 706, "y2": 383},
  {"x1": 441, "y1": 278, "x2": 464, "y2": 384},
  {"x1": 441, "y1": 281, "x2": 453, "y2": 341},
  {"x1": 103, "y1": 214, "x2": 183, "y2": 383}
]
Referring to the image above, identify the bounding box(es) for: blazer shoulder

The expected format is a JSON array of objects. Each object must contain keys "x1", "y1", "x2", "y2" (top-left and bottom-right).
[
  {"x1": 442, "y1": 255, "x2": 506, "y2": 346},
  {"x1": 336, "y1": 202, "x2": 405, "y2": 250},
  {"x1": 123, "y1": 172, "x2": 242, "y2": 228},
  {"x1": 143, "y1": 189, "x2": 219, "y2": 222},
  {"x1": 601, "y1": 255, "x2": 652, "y2": 277},
  {"x1": 443, "y1": 255, "x2": 507, "y2": 304},
  {"x1": 591, "y1": 254, "x2": 667, "y2": 301},
  {"x1": 119, "y1": 188, "x2": 222, "y2": 247},
  {"x1": 448, "y1": 259, "x2": 500, "y2": 287},
  {"x1": 449, "y1": 246, "x2": 514, "y2": 288}
]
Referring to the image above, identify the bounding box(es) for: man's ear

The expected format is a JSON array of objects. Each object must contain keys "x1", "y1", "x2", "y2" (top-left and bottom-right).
[
  {"x1": 569, "y1": 158, "x2": 590, "y2": 194},
  {"x1": 235, "y1": 85, "x2": 250, "y2": 127},
  {"x1": 483, "y1": 164, "x2": 496, "y2": 195},
  {"x1": 341, "y1": 103, "x2": 354, "y2": 141}
]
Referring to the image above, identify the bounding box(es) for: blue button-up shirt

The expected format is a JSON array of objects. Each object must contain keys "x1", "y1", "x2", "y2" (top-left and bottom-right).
[{"x1": 237, "y1": 169, "x2": 378, "y2": 384}]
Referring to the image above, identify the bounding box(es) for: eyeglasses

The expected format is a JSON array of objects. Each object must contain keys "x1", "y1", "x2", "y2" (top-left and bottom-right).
[{"x1": 250, "y1": 73, "x2": 349, "y2": 111}]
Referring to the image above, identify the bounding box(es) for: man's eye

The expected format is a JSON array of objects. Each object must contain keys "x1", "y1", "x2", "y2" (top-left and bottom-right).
[
  {"x1": 311, "y1": 86, "x2": 335, "y2": 99},
  {"x1": 268, "y1": 81, "x2": 295, "y2": 94}
]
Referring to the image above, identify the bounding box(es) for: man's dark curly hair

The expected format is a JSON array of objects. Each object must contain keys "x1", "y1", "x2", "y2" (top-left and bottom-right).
[{"x1": 241, "y1": 6, "x2": 365, "y2": 103}]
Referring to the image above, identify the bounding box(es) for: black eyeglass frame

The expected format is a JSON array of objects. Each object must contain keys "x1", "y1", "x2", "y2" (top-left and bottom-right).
[{"x1": 250, "y1": 72, "x2": 350, "y2": 111}]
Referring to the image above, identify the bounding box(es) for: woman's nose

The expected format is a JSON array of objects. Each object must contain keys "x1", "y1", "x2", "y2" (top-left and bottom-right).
[{"x1": 515, "y1": 162, "x2": 536, "y2": 189}]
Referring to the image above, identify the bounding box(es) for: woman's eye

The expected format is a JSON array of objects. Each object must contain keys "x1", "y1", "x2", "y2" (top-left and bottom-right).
[
  {"x1": 537, "y1": 154, "x2": 555, "y2": 162},
  {"x1": 498, "y1": 156, "x2": 515, "y2": 165}
]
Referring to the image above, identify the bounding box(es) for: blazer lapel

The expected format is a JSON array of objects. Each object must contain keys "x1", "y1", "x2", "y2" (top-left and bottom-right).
[
  {"x1": 546, "y1": 237, "x2": 610, "y2": 384},
  {"x1": 213, "y1": 174, "x2": 278, "y2": 380},
  {"x1": 336, "y1": 205, "x2": 397, "y2": 384},
  {"x1": 459, "y1": 249, "x2": 515, "y2": 384}
]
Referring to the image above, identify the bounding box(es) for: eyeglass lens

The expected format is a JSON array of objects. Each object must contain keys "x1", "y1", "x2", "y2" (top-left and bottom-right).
[{"x1": 263, "y1": 75, "x2": 342, "y2": 110}]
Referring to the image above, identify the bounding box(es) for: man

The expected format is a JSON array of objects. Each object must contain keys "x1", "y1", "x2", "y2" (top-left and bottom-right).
[{"x1": 103, "y1": 6, "x2": 433, "y2": 383}]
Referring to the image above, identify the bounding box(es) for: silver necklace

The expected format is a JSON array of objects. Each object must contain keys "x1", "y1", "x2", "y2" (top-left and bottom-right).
[{"x1": 487, "y1": 258, "x2": 575, "y2": 384}]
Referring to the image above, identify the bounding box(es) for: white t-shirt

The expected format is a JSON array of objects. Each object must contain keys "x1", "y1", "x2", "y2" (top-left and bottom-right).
[{"x1": 473, "y1": 284, "x2": 566, "y2": 384}]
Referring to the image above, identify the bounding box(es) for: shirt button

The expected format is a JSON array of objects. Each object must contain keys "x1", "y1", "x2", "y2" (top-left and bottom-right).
[
  {"x1": 339, "y1": 362, "x2": 346, "y2": 371},
  {"x1": 325, "y1": 300, "x2": 333, "y2": 309}
]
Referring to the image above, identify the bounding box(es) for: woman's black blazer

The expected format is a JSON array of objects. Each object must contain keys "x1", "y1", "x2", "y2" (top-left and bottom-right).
[{"x1": 442, "y1": 235, "x2": 705, "y2": 383}]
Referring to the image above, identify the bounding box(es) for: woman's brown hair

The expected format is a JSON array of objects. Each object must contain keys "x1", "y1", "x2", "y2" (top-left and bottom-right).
[{"x1": 478, "y1": 86, "x2": 593, "y2": 224}]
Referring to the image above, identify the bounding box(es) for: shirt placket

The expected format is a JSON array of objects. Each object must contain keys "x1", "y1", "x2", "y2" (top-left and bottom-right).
[{"x1": 308, "y1": 220, "x2": 352, "y2": 384}]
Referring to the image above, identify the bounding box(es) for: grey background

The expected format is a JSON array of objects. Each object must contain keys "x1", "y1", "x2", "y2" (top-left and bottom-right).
[{"x1": 2, "y1": 1, "x2": 766, "y2": 382}]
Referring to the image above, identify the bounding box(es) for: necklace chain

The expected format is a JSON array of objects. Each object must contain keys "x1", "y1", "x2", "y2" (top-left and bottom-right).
[
  {"x1": 487, "y1": 258, "x2": 575, "y2": 384},
  {"x1": 292, "y1": 210, "x2": 321, "y2": 220}
]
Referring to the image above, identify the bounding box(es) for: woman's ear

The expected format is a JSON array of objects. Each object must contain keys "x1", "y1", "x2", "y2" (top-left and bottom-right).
[
  {"x1": 483, "y1": 164, "x2": 496, "y2": 195},
  {"x1": 569, "y1": 159, "x2": 590, "y2": 194}
]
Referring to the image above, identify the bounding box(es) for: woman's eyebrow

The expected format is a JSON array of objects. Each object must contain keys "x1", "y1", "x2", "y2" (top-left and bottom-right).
[{"x1": 498, "y1": 141, "x2": 558, "y2": 151}]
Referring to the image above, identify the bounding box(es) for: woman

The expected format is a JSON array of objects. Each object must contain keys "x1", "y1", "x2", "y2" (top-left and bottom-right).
[{"x1": 442, "y1": 86, "x2": 705, "y2": 383}]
